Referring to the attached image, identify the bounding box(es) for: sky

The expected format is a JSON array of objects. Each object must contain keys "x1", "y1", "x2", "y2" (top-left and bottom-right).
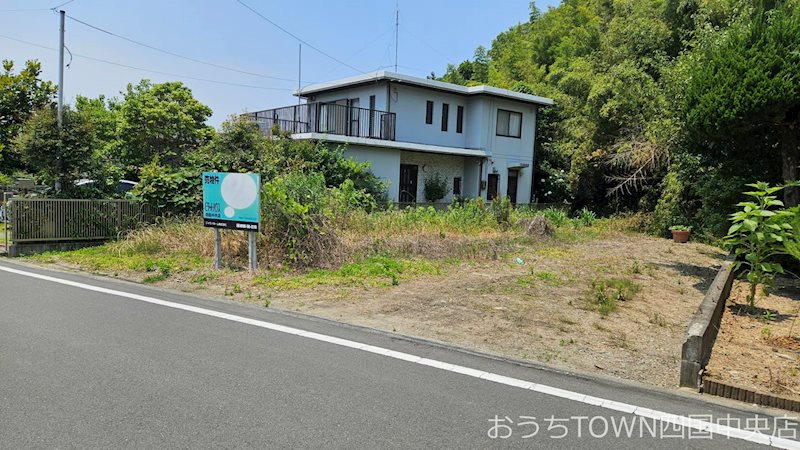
[{"x1": 0, "y1": 0, "x2": 559, "y2": 127}]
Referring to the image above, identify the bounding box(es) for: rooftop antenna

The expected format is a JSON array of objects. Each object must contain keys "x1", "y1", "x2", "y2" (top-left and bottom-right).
[
  {"x1": 394, "y1": 3, "x2": 398, "y2": 72},
  {"x1": 298, "y1": 43, "x2": 302, "y2": 104}
]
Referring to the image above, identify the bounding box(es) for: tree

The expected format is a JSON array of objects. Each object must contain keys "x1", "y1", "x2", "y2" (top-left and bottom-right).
[
  {"x1": 116, "y1": 80, "x2": 214, "y2": 175},
  {"x1": 472, "y1": 46, "x2": 489, "y2": 83},
  {"x1": 439, "y1": 46, "x2": 490, "y2": 86},
  {"x1": 0, "y1": 59, "x2": 56, "y2": 172},
  {"x1": 684, "y1": 2, "x2": 800, "y2": 206},
  {"x1": 199, "y1": 114, "x2": 274, "y2": 175},
  {"x1": 75, "y1": 94, "x2": 119, "y2": 152},
  {"x1": 14, "y1": 106, "x2": 94, "y2": 192},
  {"x1": 529, "y1": 1, "x2": 542, "y2": 22}
]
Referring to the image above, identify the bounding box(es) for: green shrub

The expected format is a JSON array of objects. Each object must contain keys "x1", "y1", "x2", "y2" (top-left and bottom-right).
[
  {"x1": 577, "y1": 207, "x2": 596, "y2": 226},
  {"x1": 330, "y1": 179, "x2": 377, "y2": 213},
  {"x1": 262, "y1": 171, "x2": 336, "y2": 266},
  {"x1": 423, "y1": 171, "x2": 448, "y2": 203},
  {"x1": 542, "y1": 207, "x2": 569, "y2": 227},
  {"x1": 491, "y1": 196, "x2": 512, "y2": 229},
  {"x1": 725, "y1": 182, "x2": 794, "y2": 307},
  {"x1": 131, "y1": 160, "x2": 201, "y2": 214},
  {"x1": 446, "y1": 198, "x2": 493, "y2": 232}
]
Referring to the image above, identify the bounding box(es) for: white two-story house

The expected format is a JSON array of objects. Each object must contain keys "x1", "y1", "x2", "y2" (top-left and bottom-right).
[{"x1": 250, "y1": 71, "x2": 553, "y2": 204}]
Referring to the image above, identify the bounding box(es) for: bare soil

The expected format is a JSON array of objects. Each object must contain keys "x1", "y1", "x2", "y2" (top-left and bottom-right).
[
  {"x1": 54, "y1": 231, "x2": 725, "y2": 390},
  {"x1": 706, "y1": 279, "x2": 800, "y2": 401}
]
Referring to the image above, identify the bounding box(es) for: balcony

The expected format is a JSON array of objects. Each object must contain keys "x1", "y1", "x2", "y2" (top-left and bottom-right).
[{"x1": 249, "y1": 102, "x2": 396, "y2": 141}]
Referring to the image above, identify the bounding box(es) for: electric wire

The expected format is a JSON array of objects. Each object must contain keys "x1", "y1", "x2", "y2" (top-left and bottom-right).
[
  {"x1": 0, "y1": 33, "x2": 292, "y2": 91},
  {"x1": 65, "y1": 13, "x2": 298, "y2": 83},
  {"x1": 236, "y1": 0, "x2": 365, "y2": 74}
]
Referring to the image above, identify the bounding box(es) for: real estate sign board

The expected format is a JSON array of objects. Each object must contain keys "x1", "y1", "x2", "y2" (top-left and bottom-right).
[{"x1": 202, "y1": 172, "x2": 260, "y2": 231}]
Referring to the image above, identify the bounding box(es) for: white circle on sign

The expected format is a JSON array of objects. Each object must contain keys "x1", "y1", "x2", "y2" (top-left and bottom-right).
[
  {"x1": 224, "y1": 206, "x2": 235, "y2": 218},
  {"x1": 221, "y1": 173, "x2": 258, "y2": 209}
]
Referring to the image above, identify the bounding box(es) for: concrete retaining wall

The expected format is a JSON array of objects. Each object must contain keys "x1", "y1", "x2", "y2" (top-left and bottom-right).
[{"x1": 679, "y1": 255, "x2": 736, "y2": 388}]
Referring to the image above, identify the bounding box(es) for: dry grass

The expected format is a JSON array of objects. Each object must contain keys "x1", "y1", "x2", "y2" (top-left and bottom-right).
[{"x1": 103, "y1": 209, "x2": 577, "y2": 270}]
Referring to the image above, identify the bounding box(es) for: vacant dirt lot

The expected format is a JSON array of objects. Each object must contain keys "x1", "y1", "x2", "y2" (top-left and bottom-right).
[
  {"x1": 258, "y1": 234, "x2": 723, "y2": 388},
  {"x1": 707, "y1": 279, "x2": 800, "y2": 401},
  {"x1": 33, "y1": 230, "x2": 725, "y2": 390}
]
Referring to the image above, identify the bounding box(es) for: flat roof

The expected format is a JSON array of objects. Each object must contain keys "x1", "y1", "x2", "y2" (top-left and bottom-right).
[{"x1": 295, "y1": 71, "x2": 554, "y2": 107}]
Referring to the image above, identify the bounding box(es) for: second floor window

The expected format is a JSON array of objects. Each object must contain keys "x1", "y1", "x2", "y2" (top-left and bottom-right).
[
  {"x1": 441, "y1": 103, "x2": 449, "y2": 131},
  {"x1": 456, "y1": 105, "x2": 464, "y2": 133},
  {"x1": 425, "y1": 101, "x2": 434, "y2": 124},
  {"x1": 496, "y1": 109, "x2": 522, "y2": 138}
]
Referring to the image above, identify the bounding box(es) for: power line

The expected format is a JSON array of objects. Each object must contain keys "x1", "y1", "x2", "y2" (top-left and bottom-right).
[
  {"x1": 0, "y1": 8, "x2": 49, "y2": 11},
  {"x1": 50, "y1": 0, "x2": 75, "y2": 9},
  {"x1": 309, "y1": 27, "x2": 394, "y2": 87},
  {"x1": 401, "y1": 23, "x2": 456, "y2": 67},
  {"x1": 0, "y1": 34, "x2": 292, "y2": 91},
  {"x1": 0, "y1": 0, "x2": 75, "y2": 12},
  {"x1": 236, "y1": 0, "x2": 365, "y2": 74},
  {"x1": 65, "y1": 13, "x2": 298, "y2": 83}
]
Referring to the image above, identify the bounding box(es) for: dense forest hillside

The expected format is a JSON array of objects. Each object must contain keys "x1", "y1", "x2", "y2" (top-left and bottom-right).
[{"x1": 434, "y1": 0, "x2": 800, "y2": 238}]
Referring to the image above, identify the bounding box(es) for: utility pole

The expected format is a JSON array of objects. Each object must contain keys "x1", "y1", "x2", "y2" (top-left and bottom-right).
[
  {"x1": 56, "y1": 9, "x2": 65, "y2": 193},
  {"x1": 57, "y1": 9, "x2": 65, "y2": 128},
  {"x1": 394, "y1": 5, "x2": 399, "y2": 72}
]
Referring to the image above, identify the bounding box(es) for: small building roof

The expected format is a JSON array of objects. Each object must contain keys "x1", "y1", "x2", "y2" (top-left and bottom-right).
[{"x1": 295, "y1": 71, "x2": 554, "y2": 107}]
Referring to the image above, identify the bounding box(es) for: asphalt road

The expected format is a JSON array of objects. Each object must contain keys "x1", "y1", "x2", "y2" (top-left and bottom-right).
[{"x1": 1, "y1": 259, "x2": 798, "y2": 449}]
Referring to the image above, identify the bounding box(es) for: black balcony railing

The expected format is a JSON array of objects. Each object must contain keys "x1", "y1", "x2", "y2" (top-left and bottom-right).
[{"x1": 249, "y1": 102, "x2": 396, "y2": 141}]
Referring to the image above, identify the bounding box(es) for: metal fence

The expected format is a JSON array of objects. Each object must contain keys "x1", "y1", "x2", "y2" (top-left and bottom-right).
[
  {"x1": 250, "y1": 102, "x2": 397, "y2": 141},
  {"x1": 8, "y1": 198, "x2": 161, "y2": 243},
  {"x1": 395, "y1": 201, "x2": 570, "y2": 211}
]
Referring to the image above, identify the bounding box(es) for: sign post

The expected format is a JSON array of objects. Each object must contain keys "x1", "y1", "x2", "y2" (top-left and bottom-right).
[
  {"x1": 248, "y1": 230, "x2": 257, "y2": 271},
  {"x1": 202, "y1": 172, "x2": 261, "y2": 271},
  {"x1": 214, "y1": 229, "x2": 222, "y2": 269}
]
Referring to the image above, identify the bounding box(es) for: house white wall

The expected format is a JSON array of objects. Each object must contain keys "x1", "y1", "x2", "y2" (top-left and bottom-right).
[
  {"x1": 468, "y1": 96, "x2": 537, "y2": 203},
  {"x1": 344, "y1": 144, "x2": 400, "y2": 199},
  {"x1": 391, "y1": 84, "x2": 468, "y2": 148},
  {"x1": 300, "y1": 80, "x2": 540, "y2": 204},
  {"x1": 311, "y1": 83, "x2": 388, "y2": 111},
  {"x1": 462, "y1": 157, "x2": 482, "y2": 199}
]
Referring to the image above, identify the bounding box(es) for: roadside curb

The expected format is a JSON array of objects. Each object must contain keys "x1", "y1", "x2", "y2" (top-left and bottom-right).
[{"x1": 704, "y1": 378, "x2": 800, "y2": 412}]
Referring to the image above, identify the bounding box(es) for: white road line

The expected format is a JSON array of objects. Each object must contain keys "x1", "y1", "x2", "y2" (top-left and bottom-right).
[{"x1": 1, "y1": 263, "x2": 797, "y2": 448}]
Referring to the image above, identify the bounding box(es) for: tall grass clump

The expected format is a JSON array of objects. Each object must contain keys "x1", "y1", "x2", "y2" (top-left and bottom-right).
[
  {"x1": 110, "y1": 218, "x2": 215, "y2": 257},
  {"x1": 541, "y1": 207, "x2": 570, "y2": 227}
]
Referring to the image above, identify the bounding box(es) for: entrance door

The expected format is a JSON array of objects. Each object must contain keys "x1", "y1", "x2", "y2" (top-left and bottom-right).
[
  {"x1": 399, "y1": 164, "x2": 418, "y2": 203},
  {"x1": 507, "y1": 169, "x2": 519, "y2": 204},
  {"x1": 487, "y1": 173, "x2": 499, "y2": 200}
]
